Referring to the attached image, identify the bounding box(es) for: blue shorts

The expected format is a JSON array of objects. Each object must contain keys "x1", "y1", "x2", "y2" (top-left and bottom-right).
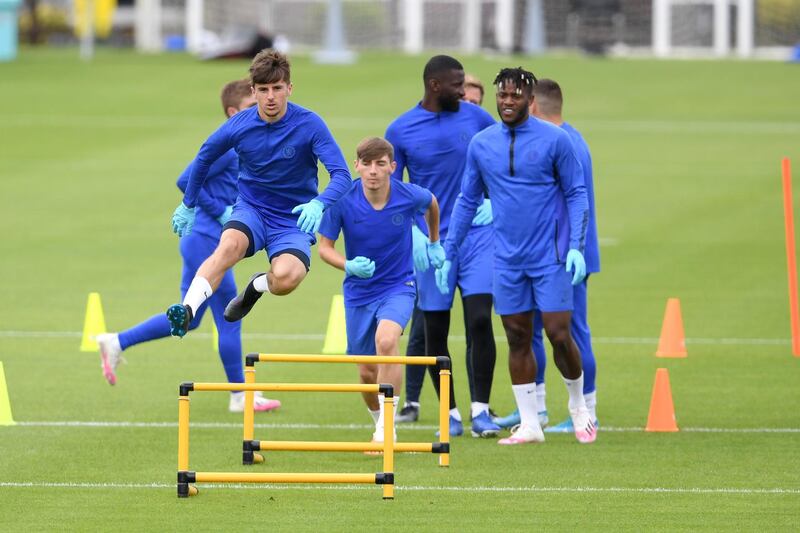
[
  {"x1": 493, "y1": 264, "x2": 573, "y2": 315},
  {"x1": 417, "y1": 225, "x2": 493, "y2": 311},
  {"x1": 224, "y1": 196, "x2": 315, "y2": 266},
  {"x1": 345, "y1": 290, "x2": 415, "y2": 355}
]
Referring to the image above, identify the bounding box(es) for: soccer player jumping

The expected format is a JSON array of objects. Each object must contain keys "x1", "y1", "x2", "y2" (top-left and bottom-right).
[
  {"x1": 439, "y1": 67, "x2": 597, "y2": 445},
  {"x1": 166, "y1": 50, "x2": 352, "y2": 335}
]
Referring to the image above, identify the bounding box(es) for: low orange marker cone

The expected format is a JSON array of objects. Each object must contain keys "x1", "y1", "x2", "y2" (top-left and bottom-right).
[
  {"x1": 656, "y1": 298, "x2": 687, "y2": 358},
  {"x1": 645, "y1": 368, "x2": 678, "y2": 432}
]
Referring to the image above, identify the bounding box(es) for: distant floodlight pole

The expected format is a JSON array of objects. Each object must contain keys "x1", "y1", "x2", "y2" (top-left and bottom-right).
[
  {"x1": 523, "y1": 0, "x2": 546, "y2": 55},
  {"x1": 313, "y1": 0, "x2": 356, "y2": 64},
  {"x1": 80, "y1": 0, "x2": 95, "y2": 61}
]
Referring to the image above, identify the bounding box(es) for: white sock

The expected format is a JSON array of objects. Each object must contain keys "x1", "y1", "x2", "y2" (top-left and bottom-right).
[
  {"x1": 404, "y1": 401, "x2": 419, "y2": 408},
  {"x1": 374, "y1": 396, "x2": 399, "y2": 440},
  {"x1": 512, "y1": 383, "x2": 542, "y2": 430},
  {"x1": 563, "y1": 373, "x2": 587, "y2": 411},
  {"x1": 471, "y1": 402, "x2": 489, "y2": 419},
  {"x1": 449, "y1": 408, "x2": 462, "y2": 422},
  {"x1": 253, "y1": 274, "x2": 270, "y2": 293},
  {"x1": 584, "y1": 391, "x2": 597, "y2": 421},
  {"x1": 368, "y1": 407, "x2": 380, "y2": 424},
  {"x1": 536, "y1": 383, "x2": 547, "y2": 413},
  {"x1": 183, "y1": 277, "x2": 212, "y2": 313}
]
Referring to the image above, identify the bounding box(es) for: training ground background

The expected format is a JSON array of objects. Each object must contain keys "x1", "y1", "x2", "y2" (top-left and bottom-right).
[{"x1": 0, "y1": 49, "x2": 798, "y2": 530}]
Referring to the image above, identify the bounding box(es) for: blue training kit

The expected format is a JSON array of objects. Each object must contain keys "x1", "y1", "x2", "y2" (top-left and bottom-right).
[
  {"x1": 182, "y1": 103, "x2": 351, "y2": 213},
  {"x1": 533, "y1": 122, "x2": 600, "y2": 394},
  {"x1": 385, "y1": 101, "x2": 495, "y2": 310},
  {"x1": 319, "y1": 179, "x2": 432, "y2": 353},
  {"x1": 445, "y1": 115, "x2": 588, "y2": 316},
  {"x1": 118, "y1": 150, "x2": 244, "y2": 383}
]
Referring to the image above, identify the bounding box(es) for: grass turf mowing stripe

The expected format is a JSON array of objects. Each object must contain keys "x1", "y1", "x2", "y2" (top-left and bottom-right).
[
  {"x1": 10, "y1": 421, "x2": 800, "y2": 432},
  {"x1": 1, "y1": 482, "x2": 798, "y2": 495},
  {"x1": 0, "y1": 330, "x2": 792, "y2": 345}
]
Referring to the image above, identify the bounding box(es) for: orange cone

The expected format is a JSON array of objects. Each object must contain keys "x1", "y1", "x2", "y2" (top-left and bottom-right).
[
  {"x1": 655, "y1": 298, "x2": 687, "y2": 358},
  {"x1": 645, "y1": 368, "x2": 678, "y2": 432}
]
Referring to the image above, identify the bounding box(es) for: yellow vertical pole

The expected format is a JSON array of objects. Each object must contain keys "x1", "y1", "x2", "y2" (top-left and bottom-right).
[
  {"x1": 382, "y1": 392, "x2": 394, "y2": 500},
  {"x1": 178, "y1": 394, "x2": 190, "y2": 471},
  {"x1": 438, "y1": 369, "x2": 450, "y2": 467},
  {"x1": 243, "y1": 366, "x2": 255, "y2": 441}
]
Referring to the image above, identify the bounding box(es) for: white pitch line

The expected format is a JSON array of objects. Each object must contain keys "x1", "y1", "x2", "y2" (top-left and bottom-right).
[
  {"x1": 0, "y1": 481, "x2": 798, "y2": 495},
  {"x1": 10, "y1": 421, "x2": 800, "y2": 433},
  {"x1": 0, "y1": 330, "x2": 791, "y2": 346}
]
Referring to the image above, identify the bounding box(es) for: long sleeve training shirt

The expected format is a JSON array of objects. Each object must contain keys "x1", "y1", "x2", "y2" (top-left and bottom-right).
[
  {"x1": 385, "y1": 101, "x2": 494, "y2": 237},
  {"x1": 182, "y1": 102, "x2": 351, "y2": 216},
  {"x1": 446, "y1": 116, "x2": 588, "y2": 271}
]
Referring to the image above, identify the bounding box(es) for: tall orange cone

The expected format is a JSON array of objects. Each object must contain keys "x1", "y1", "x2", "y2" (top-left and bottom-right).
[
  {"x1": 655, "y1": 298, "x2": 687, "y2": 358},
  {"x1": 645, "y1": 368, "x2": 678, "y2": 432}
]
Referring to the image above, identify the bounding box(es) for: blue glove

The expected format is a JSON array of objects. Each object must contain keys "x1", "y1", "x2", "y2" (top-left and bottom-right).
[
  {"x1": 411, "y1": 226, "x2": 430, "y2": 273},
  {"x1": 217, "y1": 205, "x2": 233, "y2": 226},
  {"x1": 345, "y1": 256, "x2": 376, "y2": 279},
  {"x1": 427, "y1": 240, "x2": 446, "y2": 269},
  {"x1": 171, "y1": 202, "x2": 195, "y2": 237},
  {"x1": 291, "y1": 199, "x2": 325, "y2": 234},
  {"x1": 435, "y1": 260, "x2": 452, "y2": 295},
  {"x1": 472, "y1": 198, "x2": 493, "y2": 226},
  {"x1": 566, "y1": 249, "x2": 586, "y2": 286}
]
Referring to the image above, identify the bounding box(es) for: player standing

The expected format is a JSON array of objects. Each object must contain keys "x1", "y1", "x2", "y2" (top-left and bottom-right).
[
  {"x1": 385, "y1": 55, "x2": 499, "y2": 438},
  {"x1": 440, "y1": 67, "x2": 596, "y2": 445}
]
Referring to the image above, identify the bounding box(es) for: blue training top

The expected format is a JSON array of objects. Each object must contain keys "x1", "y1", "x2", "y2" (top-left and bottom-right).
[
  {"x1": 446, "y1": 116, "x2": 588, "y2": 272},
  {"x1": 182, "y1": 102, "x2": 352, "y2": 218},
  {"x1": 319, "y1": 179, "x2": 433, "y2": 307},
  {"x1": 562, "y1": 122, "x2": 600, "y2": 274},
  {"x1": 385, "y1": 101, "x2": 494, "y2": 237},
  {"x1": 176, "y1": 149, "x2": 238, "y2": 239}
]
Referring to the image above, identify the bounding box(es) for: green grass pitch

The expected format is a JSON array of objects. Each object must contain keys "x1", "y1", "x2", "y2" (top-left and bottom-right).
[{"x1": 0, "y1": 48, "x2": 798, "y2": 530}]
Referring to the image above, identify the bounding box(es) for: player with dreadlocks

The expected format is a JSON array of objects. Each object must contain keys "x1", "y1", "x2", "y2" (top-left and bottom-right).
[{"x1": 437, "y1": 67, "x2": 597, "y2": 445}]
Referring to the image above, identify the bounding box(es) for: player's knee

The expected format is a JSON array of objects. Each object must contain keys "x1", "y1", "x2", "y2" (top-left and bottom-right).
[
  {"x1": 545, "y1": 325, "x2": 571, "y2": 349},
  {"x1": 375, "y1": 334, "x2": 398, "y2": 355},
  {"x1": 358, "y1": 365, "x2": 377, "y2": 384},
  {"x1": 504, "y1": 324, "x2": 528, "y2": 349},
  {"x1": 269, "y1": 263, "x2": 305, "y2": 295},
  {"x1": 466, "y1": 308, "x2": 492, "y2": 335},
  {"x1": 216, "y1": 237, "x2": 247, "y2": 263}
]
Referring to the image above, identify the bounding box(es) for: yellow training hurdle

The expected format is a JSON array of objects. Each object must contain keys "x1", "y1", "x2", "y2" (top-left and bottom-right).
[
  {"x1": 242, "y1": 353, "x2": 452, "y2": 467},
  {"x1": 178, "y1": 381, "x2": 396, "y2": 499}
]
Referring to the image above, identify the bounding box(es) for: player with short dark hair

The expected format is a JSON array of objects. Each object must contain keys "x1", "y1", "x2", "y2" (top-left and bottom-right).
[
  {"x1": 386, "y1": 55, "x2": 500, "y2": 438},
  {"x1": 97, "y1": 79, "x2": 280, "y2": 412},
  {"x1": 318, "y1": 137, "x2": 444, "y2": 443},
  {"x1": 165, "y1": 49, "x2": 352, "y2": 337},
  {"x1": 440, "y1": 67, "x2": 596, "y2": 445}
]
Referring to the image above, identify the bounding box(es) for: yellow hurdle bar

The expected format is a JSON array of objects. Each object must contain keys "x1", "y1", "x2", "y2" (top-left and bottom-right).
[
  {"x1": 243, "y1": 353, "x2": 452, "y2": 468},
  {"x1": 195, "y1": 472, "x2": 381, "y2": 484},
  {"x1": 438, "y1": 369, "x2": 451, "y2": 467},
  {"x1": 179, "y1": 381, "x2": 395, "y2": 499},
  {"x1": 382, "y1": 393, "x2": 394, "y2": 499},
  {"x1": 256, "y1": 354, "x2": 439, "y2": 366},
  {"x1": 193, "y1": 382, "x2": 382, "y2": 393},
  {"x1": 255, "y1": 440, "x2": 437, "y2": 453},
  {"x1": 178, "y1": 395, "x2": 190, "y2": 472}
]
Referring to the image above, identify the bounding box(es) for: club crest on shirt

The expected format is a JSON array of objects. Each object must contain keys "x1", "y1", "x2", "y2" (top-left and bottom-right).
[
  {"x1": 282, "y1": 145, "x2": 296, "y2": 159},
  {"x1": 392, "y1": 214, "x2": 404, "y2": 226},
  {"x1": 460, "y1": 131, "x2": 469, "y2": 142},
  {"x1": 527, "y1": 149, "x2": 539, "y2": 162}
]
